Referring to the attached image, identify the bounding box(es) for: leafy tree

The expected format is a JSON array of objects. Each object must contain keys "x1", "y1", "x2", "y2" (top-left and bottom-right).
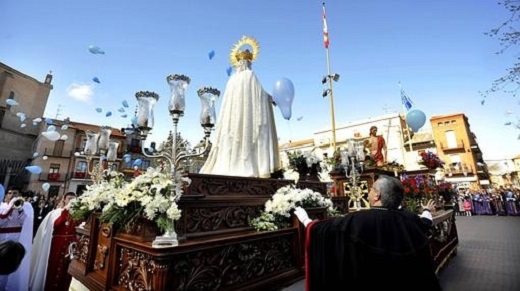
[{"x1": 484, "y1": 0, "x2": 520, "y2": 97}]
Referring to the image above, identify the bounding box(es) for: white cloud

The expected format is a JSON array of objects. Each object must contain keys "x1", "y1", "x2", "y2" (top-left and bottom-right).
[{"x1": 67, "y1": 83, "x2": 93, "y2": 103}]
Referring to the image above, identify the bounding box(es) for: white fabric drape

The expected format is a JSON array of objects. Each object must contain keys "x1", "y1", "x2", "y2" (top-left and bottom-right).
[
  {"x1": 200, "y1": 61, "x2": 280, "y2": 178},
  {"x1": 29, "y1": 208, "x2": 62, "y2": 291}
]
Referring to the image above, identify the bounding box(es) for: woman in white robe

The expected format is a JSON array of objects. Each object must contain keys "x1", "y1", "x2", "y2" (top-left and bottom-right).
[{"x1": 200, "y1": 37, "x2": 280, "y2": 178}]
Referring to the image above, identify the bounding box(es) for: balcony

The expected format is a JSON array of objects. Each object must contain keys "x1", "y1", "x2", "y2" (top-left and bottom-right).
[
  {"x1": 439, "y1": 140, "x2": 465, "y2": 152},
  {"x1": 71, "y1": 171, "x2": 88, "y2": 179},
  {"x1": 446, "y1": 164, "x2": 473, "y2": 176},
  {"x1": 43, "y1": 148, "x2": 73, "y2": 158},
  {"x1": 39, "y1": 172, "x2": 67, "y2": 182}
]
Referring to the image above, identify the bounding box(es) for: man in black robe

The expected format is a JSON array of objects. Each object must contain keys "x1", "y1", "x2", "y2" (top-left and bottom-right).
[{"x1": 294, "y1": 175, "x2": 441, "y2": 291}]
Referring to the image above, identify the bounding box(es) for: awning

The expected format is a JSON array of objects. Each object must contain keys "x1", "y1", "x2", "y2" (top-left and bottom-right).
[{"x1": 445, "y1": 176, "x2": 477, "y2": 182}]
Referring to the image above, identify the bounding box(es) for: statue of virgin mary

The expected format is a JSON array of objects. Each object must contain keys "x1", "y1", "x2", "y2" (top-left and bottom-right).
[{"x1": 199, "y1": 36, "x2": 280, "y2": 178}]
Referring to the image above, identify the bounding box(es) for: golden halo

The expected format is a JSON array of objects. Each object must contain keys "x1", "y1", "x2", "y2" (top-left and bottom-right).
[{"x1": 229, "y1": 35, "x2": 259, "y2": 68}]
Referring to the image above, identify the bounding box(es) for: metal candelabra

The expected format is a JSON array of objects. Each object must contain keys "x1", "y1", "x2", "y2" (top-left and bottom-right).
[
  {"x1": 133, "y1": 75, "x2": 219, "y2": 248},
  {"x1": 340, "y1": 140, "x2": 369, "y2": 210}
]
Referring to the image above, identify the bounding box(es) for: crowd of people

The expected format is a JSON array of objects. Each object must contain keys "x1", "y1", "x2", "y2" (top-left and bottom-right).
[
  {"x1": 0, "y1": 186, "x2": 78, "y2": 291},
  {"x1": 452, "y1": 187, "x2": 519, "y2": 216}
]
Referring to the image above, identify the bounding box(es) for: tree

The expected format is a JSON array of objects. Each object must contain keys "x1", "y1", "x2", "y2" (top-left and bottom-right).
[{"x1": 484, "y1": 0, "x2": 520, "y2": 97}]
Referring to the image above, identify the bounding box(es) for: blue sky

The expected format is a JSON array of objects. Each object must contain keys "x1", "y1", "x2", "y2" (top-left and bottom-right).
[{"x1": 2, "y1": 0, "x2": 518, "y2": 160}]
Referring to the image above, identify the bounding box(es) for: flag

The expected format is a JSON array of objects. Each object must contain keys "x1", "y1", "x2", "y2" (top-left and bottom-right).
[
  {"x1": 401, "y1": 88, "x2": 413, "y2": 111},
  {"x1": 322, "y1": 3, "x2": 329, "y2": 48}
]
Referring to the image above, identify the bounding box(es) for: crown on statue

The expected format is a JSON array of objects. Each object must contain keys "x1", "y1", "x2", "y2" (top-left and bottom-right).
[
  {"x1": 229, "y1": 36, "x2": 259, "y2": 68},
  {"x1": 235, "y1": 49, "x2": 254, "y2": 62}
]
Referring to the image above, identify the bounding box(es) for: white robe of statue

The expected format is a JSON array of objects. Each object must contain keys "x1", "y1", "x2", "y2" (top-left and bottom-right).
[{"x1": 200, "y1": 59, "x2": 280, "y2": 178}]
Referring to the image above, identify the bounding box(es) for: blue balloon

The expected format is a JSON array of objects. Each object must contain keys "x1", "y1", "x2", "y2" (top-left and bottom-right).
[
  {"x1": 0, "y1": 184, "x2": 4, "y2": 203},
  {"x1": 272, "y1": 77, "x2": 295, "y2": 120},
  {"x1": 122, "y1": 100, "x2": 129, "y2": 108},
  {"x1": 44, "y1": 118, "x2": 53, "y2": 124},
  {"x1": 121, "y1": 114, "x2": 128, "y2": 118},
  {"x1": 88, "y1": 45, "x2": 105, "y2": 54},
  {"x1": 96, "y1": 108, "x2": 102, "y2": 113},
  {"x1": 226, "y1": 67, "x2": 232, "y2": 76},
  {"x1": 105, "y1": 111, "x2": 112, "y2": 117},
  {"x1": 133, "y1": 159, "x2": 142, "y2": 167},
  {"x1": 25, "y1": 165, "x2": 43, "y2": 174},
  {"x1": 208, "y1": 50, "x2": 215, "y2": 60},
  {"x1": 406, "y1": 109, "x2": 426, "y2": 132},
  {"x1": 123, "y1": 153, "x2": 132, "y2": 162},
  {"x1": 93, "y1": 77, "x2": 100, "y2": 83}
]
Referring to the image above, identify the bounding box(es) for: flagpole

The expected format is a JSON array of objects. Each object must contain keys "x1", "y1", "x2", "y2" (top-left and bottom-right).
[
  {"x1": 398, "y1": 82, "x2": 414, "y2": 151},
  {"x1": 323, "y1": 2, "x2": 337, "y2": 151}
]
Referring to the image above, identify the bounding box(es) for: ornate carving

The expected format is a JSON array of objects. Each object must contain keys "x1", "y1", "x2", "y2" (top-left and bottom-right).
[
  {"x1": 172, "y1": 234, "x2": 294, "y2": 290},
  {"x1": 117, "y1": 248, "x2": 169, "y2": 290},
  {"x1": 76, "y1": 235, "x2": 90, "y2": 265},
  {"x1": 101, "y1": 225, "x2": 112, "y2": 238},
  {"x1": 94, "y1": 245, "x2": 109, "y2": 270},
  {"x1": 182, "y1": 206, "x2": 262, "y2": 234},
  {"x1": 185, "y1": 173, "x2": 292, "y2": 196}
]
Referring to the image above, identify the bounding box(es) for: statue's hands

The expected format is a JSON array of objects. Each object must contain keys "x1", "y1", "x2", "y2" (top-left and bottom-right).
[{"x1": 294, "y1": 207, "x2": 312, "y2": 227}]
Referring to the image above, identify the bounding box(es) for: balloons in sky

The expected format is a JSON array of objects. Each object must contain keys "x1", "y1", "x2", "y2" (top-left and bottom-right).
[
  {"x1": 208, "y1": 50, "x2": 215, "y2": 60},
  {"x1": 42, "y1": 183, "x2": 50, "y2": 192},
  {"x1": 96, "y1": 108, "x2": 102, "y2": 113},
  {"x1": 25, "y1": 165, "x2": 42, "y2": 174},
  {"x1": 226, "y1": 67, "x2": 232, "y2": 76},
  {"x1": 6, "y1": 99, "x2": 19, "y2": 106},
  {"x1": 121, "y1": 114, "x2": 128, "y2": 118},
  {"x1": 505, "y1": 122, "x2": 512, "y2": 126},
  {"x1": 42, "y1": 131, "x2": 61, "y2": 141},
  {"x1": 406, "y1": 109, "x2": 427, "y2": 132},
  {"x1": 88, "y1": 45, "x2": 105, "y2": 54},
  {"x1": 118, "y1": 108, "x2": 125, "y2": 113},
  {"x1": 122, "y1": 100, "x2": 129, "y2": 108},
  {"x1": 93, "y1": 77, "x2": 100, "y2": 83},
  {"x1": 272, "y1": 77, "x2": 295, "y2": 120},
  {"x1": 106, "y1": 111, "x2": 112, "y2": 117},
  {"x1": 297, "y1": 116, "x2": 303, "y2": 121}
]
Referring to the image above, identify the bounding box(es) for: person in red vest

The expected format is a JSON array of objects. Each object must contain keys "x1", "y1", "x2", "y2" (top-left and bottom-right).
[{"x1": 30, "y1": 192, "x2": 78, "y2": 291}]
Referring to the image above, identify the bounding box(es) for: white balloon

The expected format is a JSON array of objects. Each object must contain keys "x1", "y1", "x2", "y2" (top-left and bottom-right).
[
  {"x1": 42, "y1": 183, "x2": 50, "y2": 192},
  {"x1": 20, "y1": 123, "x2": 26, "y2": 128},
  {"x1": 42, "y1": 131, "x2": 61, "y2": 141},
  {"x1": 43, "y1": 156, "x2": 48, "y2": 160},
  {"x1": 60, "y1": 134, "x2": 68, "y2": 140},
  {"x1": 61, "y1": 125, "x2": 68, "y2": 130},
  {"x1": 47, "y1": 125, "x2": 56, "y2": 132},
  {"x1": 33, "y1": 118, "x2": 42, "y2": 123},
  {"x1": 33, "y1": 152, "x2": 39, "y2": 158}
]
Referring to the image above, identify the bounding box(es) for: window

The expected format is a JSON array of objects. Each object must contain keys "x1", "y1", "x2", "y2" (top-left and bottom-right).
[
  {"x1": 437, "y1": 122, "x2": 444, "y2": 127},
  {"x1": 0, "y1": 107, "x2": 5, "y2": 128},
  {"x1": 451, "y1": 120, "x2": 457, "y2": 124},
  {"x1": 445, "y1": 130, "x2": 457, "y2": 148},
  {"x1": 48, "y1": 164, "x2": 60, "y2": 181},
  {"x1": 53, "y1": 140, "x2": 64, "y2": 156},
  {"x1": 444, "y1": 121, "x2": 450, "y2": 126},
  {"x1": 75, "y1": 161, "x2": 88, "y2": 178}
]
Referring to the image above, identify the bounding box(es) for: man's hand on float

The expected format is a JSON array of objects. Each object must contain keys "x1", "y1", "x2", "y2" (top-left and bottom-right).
[{"x1": 294, "y1": 207, "x2": 312, "y2": 227}]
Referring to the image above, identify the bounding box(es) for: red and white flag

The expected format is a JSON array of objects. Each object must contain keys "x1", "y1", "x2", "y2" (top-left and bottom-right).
[{"x1": 322, "y1": 3, "x2": 329, "y2": 48}]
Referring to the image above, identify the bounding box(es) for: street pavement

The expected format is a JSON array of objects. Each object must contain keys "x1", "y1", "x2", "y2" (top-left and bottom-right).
[{"x1": 281, "y1": 215, "x2": 520, "y2": 291}]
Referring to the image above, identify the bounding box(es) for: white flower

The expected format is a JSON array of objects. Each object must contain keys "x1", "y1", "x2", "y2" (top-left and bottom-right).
[
  {"x1": 250, "y1": 185, "x2": 337, "y2": 231},
  {"x1": 70, "y1": 166, "x2": 185, "y2": 231}
]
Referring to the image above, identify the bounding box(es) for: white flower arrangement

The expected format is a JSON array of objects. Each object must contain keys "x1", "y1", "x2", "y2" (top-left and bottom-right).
[
  {"x1": 249, "y1": 185, "x2": 337, "y2": 231},
  {"x1": 70, "y1": 167, "x2": 191, "y2": 232}
]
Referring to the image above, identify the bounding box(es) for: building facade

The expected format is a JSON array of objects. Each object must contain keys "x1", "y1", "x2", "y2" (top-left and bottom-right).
[
  {"x1": 0, "y1": 62, "x2": 53, "y2": 189},
  {"x1": 279, "y1": 113, "x2": 436, "y2": 178},
  {"x1": 430, "y1": 113, "x2": 490, "y2": 190},
  {"x1": 29, "y1": 119, "x2": 152, "y2": 197}
]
